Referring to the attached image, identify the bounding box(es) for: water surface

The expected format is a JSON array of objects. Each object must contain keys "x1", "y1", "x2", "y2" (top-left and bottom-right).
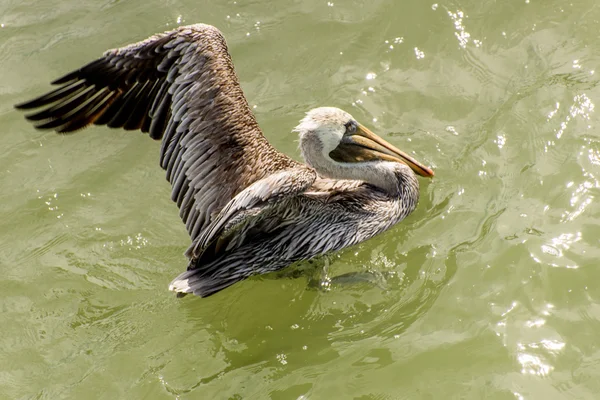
[{"x1": 1, "y1": 0, "x2": 600, "y2": 398}]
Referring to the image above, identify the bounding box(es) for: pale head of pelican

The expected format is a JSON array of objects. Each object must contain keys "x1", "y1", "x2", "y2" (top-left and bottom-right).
[{"x1": 296, "y1": 107, "x2": 434, "y2": 181}]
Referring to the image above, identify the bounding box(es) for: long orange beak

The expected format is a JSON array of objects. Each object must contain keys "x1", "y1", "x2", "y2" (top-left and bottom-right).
[{"x1": 331, "y1": 123, "x2": 434, "y2": 177}]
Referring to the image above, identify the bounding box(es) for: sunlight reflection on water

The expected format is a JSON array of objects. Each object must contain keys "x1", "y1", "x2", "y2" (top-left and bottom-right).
[
  {"x1": 494, "y1": 300, "x2": 566, "y2": 379},
  {"x1": 446, "y1": 9, "x2": 482, "y2": 49},
  {"x1": 3, "y1": 0, "x2": 600, "y2": 398}
]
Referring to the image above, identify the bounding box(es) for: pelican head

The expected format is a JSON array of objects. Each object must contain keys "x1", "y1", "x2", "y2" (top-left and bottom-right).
[{"x1": 295, "y1": 107, "x2": 434, "y2": 185}]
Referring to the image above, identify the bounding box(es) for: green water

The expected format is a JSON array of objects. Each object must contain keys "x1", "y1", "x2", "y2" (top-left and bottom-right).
[{"x1": 2, "y1": 0, "x2": 600, "y2": 398}]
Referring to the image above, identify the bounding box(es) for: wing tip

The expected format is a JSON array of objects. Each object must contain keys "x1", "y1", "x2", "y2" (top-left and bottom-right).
[
  {"x1": 14, "y1": 99, "x2": 39, "y2": 110},
  {"x1": 168, "y1": 268, "x2": 245, "y2": 298},
  {"x1": 169, "y1": 277, "x2": 192, "y2": 294}
]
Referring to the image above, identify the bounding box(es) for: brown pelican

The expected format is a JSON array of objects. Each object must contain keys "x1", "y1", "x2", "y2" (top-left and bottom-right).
[{"x1": 15, "y1": 24, "x2": 434, "y2": 298}]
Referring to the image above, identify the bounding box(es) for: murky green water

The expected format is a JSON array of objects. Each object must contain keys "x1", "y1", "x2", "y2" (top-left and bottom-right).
[{"x1": 1, "y1": 0, "x2": 600, "y2": 398}]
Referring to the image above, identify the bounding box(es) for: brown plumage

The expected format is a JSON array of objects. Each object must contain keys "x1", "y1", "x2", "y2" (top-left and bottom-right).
[{"x1": 15, "y1": 24, "x2": 434, "y2": 297}]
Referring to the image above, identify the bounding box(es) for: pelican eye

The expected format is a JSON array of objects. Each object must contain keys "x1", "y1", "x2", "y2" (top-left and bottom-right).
[{"x1": 344, "y1": 120, "x2": 357, "y2": 134}]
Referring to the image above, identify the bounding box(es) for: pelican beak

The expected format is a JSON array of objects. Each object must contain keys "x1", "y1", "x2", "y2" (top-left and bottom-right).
[{"x1": 330, "y1": 123, "x2": 435, "y2": 178}]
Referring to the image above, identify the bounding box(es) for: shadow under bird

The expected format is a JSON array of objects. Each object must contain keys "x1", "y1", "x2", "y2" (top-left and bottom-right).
[{"x1": 15, "y1": 24, "x2": 434, "y2": 298}]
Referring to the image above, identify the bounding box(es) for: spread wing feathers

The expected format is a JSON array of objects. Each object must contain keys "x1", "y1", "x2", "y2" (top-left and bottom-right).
[
  {"x1": 168, "y1": 190, "x2": 379, "y2": 297},
  {"x1": 172, "y1": 181, "x2": 393, "y2": 297},
  {"x1": 187, "y1": 168, "x2": 317, "y2": 258},
  {"x1": 15, "y1": 24, "x2": 303, "y2": 241}
]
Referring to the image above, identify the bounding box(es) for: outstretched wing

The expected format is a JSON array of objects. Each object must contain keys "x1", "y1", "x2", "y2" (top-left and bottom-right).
[{"x1": 15, "y1": 24, "x2": 305, "y2": 244}]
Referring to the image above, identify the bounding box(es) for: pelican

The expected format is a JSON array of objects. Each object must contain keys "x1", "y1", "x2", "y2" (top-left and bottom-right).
[{"x1": 15, "y1": 24, "x2": 434, "y2": 298}]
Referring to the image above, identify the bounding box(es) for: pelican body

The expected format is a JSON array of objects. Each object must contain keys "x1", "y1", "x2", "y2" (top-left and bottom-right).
[{"x1": 15, "y1": 24, "x2": 434, "y2": 298}]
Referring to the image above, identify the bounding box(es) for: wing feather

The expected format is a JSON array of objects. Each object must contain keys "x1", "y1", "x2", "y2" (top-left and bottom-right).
[
  {"x1": 16, "y1": 24, "x2": 306, "y2": 245},
  {"x1": 190, "y1": 168, "x2": 317, "y2": 259}
]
